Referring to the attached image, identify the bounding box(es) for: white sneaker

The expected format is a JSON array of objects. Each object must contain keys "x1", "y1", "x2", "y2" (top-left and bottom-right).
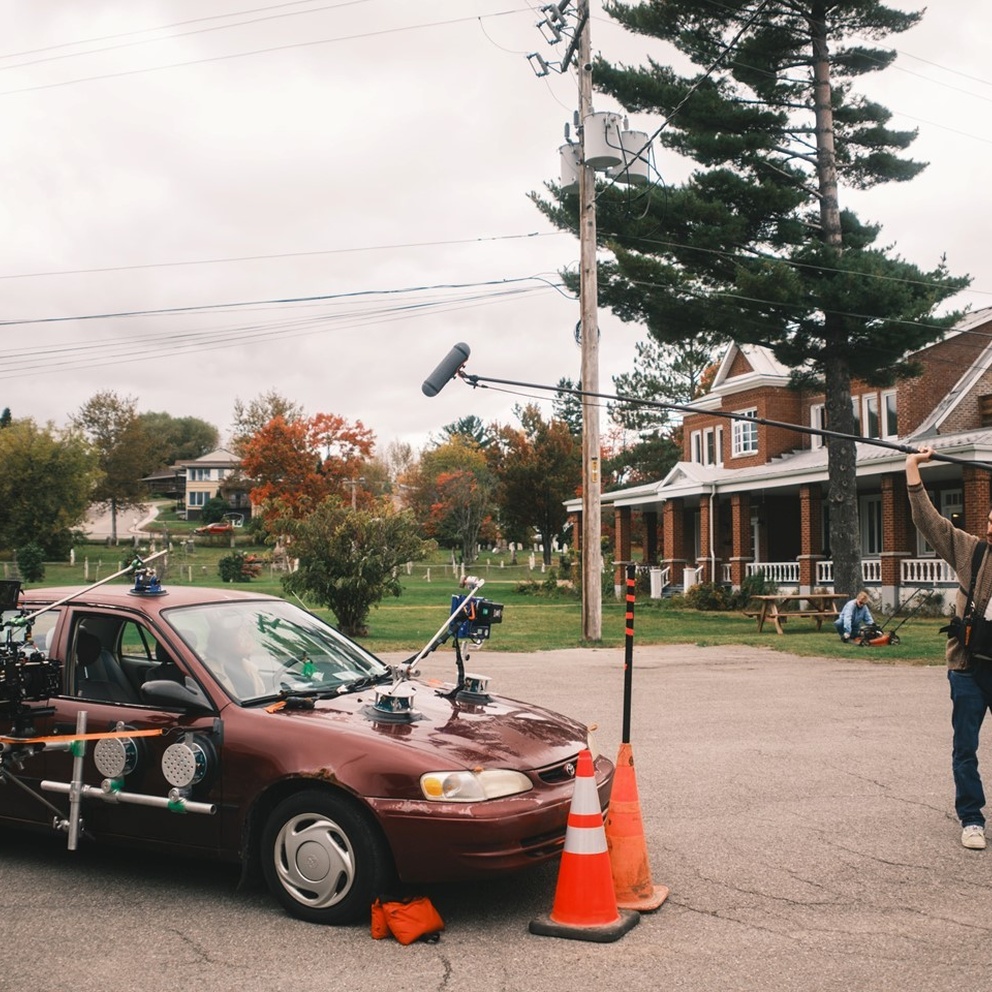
[{"x1": 962, "y1": 824, "x2": 987, "y2": 850}]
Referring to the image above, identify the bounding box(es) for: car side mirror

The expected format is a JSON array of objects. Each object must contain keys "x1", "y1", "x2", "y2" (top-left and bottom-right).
[{"x1": 141, "y1": 678, "x2": 213, "y2": 713}]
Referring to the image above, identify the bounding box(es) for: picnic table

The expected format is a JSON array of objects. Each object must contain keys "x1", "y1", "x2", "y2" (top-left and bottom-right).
[{"x1": 745, "y1": 593, "x2": 848, "y2": 635}]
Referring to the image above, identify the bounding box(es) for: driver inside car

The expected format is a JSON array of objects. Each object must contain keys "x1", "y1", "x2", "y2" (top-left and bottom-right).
[{"x1": 205, "y1": 622, "x2": 266, "y2": 699}]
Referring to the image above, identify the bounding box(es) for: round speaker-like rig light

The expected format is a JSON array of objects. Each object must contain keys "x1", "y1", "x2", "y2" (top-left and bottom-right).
[
  {"x1": 93, "y1": 734, "x2": 140, "y2": 789},
  {"x1": 161, "y1": 735, "x2": 212, "y2": 790}
]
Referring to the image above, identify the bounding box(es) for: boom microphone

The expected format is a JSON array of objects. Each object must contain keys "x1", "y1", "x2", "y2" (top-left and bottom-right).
[{"x1": 422, "y1": 342, "x2": 471, "y2": 397}]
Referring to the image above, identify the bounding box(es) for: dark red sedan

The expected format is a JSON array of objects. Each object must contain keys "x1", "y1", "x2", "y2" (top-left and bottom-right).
[{"x1": 0, "y1": 583, "x2": 612, "y2": 924}]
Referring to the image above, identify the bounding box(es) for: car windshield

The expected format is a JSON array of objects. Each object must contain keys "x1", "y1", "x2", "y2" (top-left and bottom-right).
[{"x1": 162, "y1": 599, "x2": 390, "y2": 703}]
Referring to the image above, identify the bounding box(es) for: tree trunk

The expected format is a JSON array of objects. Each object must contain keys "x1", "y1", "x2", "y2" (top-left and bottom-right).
[
  {"x1": 811, "y1": 3, "x2": 862, "y2": 598},
  {"x1": 110, "y1": 497, "x2": 119, "y2": 545}
]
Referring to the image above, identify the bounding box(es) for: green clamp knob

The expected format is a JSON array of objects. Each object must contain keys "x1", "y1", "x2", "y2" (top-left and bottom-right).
[
  {"x1": 167, "y1": 797, "x2": 187, "y2": 814},
  {"x1": 69, "y1": 740, "x2": 86, "y2": 758}
]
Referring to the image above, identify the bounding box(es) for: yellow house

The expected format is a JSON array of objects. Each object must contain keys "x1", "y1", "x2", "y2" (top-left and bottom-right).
[{"x1": 178, "y1": 447, "x2": 247, "y2": 521}]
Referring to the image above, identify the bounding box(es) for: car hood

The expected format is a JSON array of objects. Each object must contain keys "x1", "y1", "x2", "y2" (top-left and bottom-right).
[{"x1": 266, "y1": 679, "x2": 591, "y2": 771}]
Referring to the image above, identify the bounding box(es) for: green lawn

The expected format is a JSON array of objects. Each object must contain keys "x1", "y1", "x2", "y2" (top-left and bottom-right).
[{"x1": 13, "y1": 537, "x2": 950, "y2": 666}]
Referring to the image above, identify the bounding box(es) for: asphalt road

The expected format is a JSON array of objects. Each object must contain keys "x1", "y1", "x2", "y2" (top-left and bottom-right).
[
  {"x1": 81, "y1": 504, "x2": 156, "y2": 541},
  {"x1": 2, "y1": 643, "x2": 989, "y2": 992}
]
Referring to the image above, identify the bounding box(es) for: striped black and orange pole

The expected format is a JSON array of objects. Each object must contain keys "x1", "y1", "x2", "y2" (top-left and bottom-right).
[
  {"x1": 604, "y1": 562, "x2": 669, "y2": 911},
  {"x1": 622, "y1": 562, "x2": 636, "y2": 744}
]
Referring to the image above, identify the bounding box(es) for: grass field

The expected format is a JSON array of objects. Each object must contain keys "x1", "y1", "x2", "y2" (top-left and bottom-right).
[{"x1": 5, "y1": 530, "x2": 952, "y2": 666}]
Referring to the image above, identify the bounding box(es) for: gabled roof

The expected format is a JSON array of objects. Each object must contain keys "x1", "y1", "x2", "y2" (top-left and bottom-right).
[
  {"x1": 683, "y1": 342, "x2": 793, "y2": 412},
  {"x1": 910, "y1": 306, "x2": 992, "y2": 437},
  {"x1": 178, "y1": 447, "x2": 240, "y2": 468}
]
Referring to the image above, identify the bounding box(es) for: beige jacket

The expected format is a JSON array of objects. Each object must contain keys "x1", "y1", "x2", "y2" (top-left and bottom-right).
[{"x1": 907, "y1": 483, "x2": 991, "y2": 670}]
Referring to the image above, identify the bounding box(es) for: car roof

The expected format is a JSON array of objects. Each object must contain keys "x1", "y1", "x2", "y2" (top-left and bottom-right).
[{"x1": 18, "y1": 583, "x2": 281, "y2": 618}]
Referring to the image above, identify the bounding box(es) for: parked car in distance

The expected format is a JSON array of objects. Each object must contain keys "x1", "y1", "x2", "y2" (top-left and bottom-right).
[
  {"x1": 0, "y1": 583, "x2": 611, "y2": 924},
  {"x1": 192, "y1": 521, "x2": 233, "y2": 536}
]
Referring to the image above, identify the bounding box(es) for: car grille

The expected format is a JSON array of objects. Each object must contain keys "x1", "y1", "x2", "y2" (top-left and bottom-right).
[{"x1": 536, "y1": 754, "x2": 580, "y2": 785}]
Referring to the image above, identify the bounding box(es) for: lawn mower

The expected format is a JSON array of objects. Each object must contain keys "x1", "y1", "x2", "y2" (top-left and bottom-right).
[{"x1": 857, "y1": 587, "x2": 935, "y2": 646}]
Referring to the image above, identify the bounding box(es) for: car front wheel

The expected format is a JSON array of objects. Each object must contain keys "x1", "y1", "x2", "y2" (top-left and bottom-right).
[{"x1": 261, "y1": 789, "x2": 393, "y2": 924}]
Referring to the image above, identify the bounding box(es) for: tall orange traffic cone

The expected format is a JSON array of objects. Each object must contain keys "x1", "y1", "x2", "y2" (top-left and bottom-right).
[
  {"x1": 605, "y1": 742, "x2": 668, "y2": 911},
  {"x1": 529, "y1": 749, "x2": 639, "y2": 942}
]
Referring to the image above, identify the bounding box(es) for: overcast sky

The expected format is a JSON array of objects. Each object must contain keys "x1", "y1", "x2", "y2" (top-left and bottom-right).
[{"x1": 1, "y1": 1, "x2": 988, "y2": 454}]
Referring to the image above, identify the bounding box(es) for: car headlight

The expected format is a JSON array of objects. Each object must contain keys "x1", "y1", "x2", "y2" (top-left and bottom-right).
[{"x1": 420, "y1": 769, "x2": 533, "y2": 802}]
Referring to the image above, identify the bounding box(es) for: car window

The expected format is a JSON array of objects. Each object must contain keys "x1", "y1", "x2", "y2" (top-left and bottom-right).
[{"x1": 163, "y1": 600, "x2": 389, "y2": 703}]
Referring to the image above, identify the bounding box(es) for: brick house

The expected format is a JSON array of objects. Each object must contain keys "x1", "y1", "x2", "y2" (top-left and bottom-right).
[{"x1": 568, "y1": 307, "x2": 992, "y2": 610}]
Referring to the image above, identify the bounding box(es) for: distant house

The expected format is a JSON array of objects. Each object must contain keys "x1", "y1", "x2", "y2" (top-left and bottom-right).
[
  {"x1": 568, "y1": 307, "x2": 992, "y2": 610},
  {"x1": 177, "y1": 447, "x2": 251, "y2": 521}
]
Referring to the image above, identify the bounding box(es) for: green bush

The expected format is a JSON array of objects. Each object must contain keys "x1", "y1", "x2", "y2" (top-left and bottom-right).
[
  {"x1": 201, "y1": 497, "x2": 229, "y2": 524},
  {"x1": 684, "y1": 581, "x2": 730, "y2": 611},
  {"x1": 218, "y1": 551, "x2": 262, "y2": 582},
  {"x1": 16, "y1": 542, "x2": 45, "y2": 582}
]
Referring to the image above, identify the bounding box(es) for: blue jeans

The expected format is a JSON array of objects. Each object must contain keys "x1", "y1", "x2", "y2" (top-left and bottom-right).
[{"x1": 948, "y1": 669, "x2": 992, "y2": 827}]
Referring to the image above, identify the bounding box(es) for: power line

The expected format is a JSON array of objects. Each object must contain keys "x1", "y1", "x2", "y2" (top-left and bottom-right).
[
  {"x1": 0, "y1": 8, "x2": 533, "y2": 97},
  {"x1": 0, "y1": 1, "x2": 372, "y2": 68},
  {"x1": 0, "y1": 231, "x2": 562, "y2": 282},
  {"x1": 0, "y1": 275, "x2": 565, "y2": 328}
]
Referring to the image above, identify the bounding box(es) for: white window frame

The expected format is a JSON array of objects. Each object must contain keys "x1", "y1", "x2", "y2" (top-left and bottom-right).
[
  {"x1": 188, "y1": 491, "x2": 208, "y2": 507},
  {"x1": 715, "y1": 426, "x2": 724, "y2": 466},
  {"x1": 731, "y1": 410, "x2": 758, "y2": 457},
  {"x1": 882, "y1": 390, "x2": 898, "y2": 439},
  {"x1": 862, "y1": 394, "x2": 880, "y2": 440},
  {"x1": 690, "y1": 430, "x2": 702, "y2": 464},
  {"x1": 860, "y1": 494, "x2": 883, "y2": 556},
  {"x1": 704, "y1": 427, "x2": 717, "y2": 466},
  {"x1": 810, "y1": 403, "x2": 825, "y2": 450}
]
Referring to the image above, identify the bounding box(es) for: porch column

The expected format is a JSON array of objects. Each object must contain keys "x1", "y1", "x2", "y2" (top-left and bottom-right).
[
  {"x1": 697, "y1": 492, "x2": 720, "y2": 584},
  {"x1": 662, "y1": 498, "x2": 687, "y2": 588},
  {"x1": 644, "y1": 510, "x2": 659, "y2": 564},
  {"x1": 571, "y1": 511, "x2": 581, "y2": 555},
  {"x1": 964, "y1": 466, "x2": 992, "y2": 537},
  {"x1": 798, "y1": 484, "x2": 824, "y2": 594},
  {"x1": 729, "y1": 492, "x2": 752, "y2": 589},
  {"x1": 880, "y1": 473, "x2": 911, "y2": 611}
]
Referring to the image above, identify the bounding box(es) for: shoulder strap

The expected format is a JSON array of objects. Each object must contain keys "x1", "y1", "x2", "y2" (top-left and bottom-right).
[{"x1": 964, "y1": 540, "x2": 988, "y2": 618}]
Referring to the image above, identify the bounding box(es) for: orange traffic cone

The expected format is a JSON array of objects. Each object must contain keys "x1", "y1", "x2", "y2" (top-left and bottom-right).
[
  {"x1": 529, "y1": 749, "x2": 639, "y2": 942},
  {"x1": 605, "y1": 742, "x2": 669, "y2": 911}
]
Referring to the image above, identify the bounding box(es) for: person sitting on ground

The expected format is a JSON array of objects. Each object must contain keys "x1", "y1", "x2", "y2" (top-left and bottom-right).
[{"x1": 834, "y1": 590, "x2": 874, "y2": 642}]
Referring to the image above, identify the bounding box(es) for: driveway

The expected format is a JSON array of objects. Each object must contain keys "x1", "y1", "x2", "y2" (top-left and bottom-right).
[
  {"x1": 2, "y1": 644, "x2": 986, "y2": 992},
  {"x1": 81, "y1": 503, "x2": 158, "y2": 540}
]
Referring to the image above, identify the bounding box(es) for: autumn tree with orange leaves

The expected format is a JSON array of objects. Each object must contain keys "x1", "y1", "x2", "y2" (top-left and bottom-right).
[
  {"x1": 401, "y1": 435, "x2": 497, "y2": 564},
  {"x1": 239, "y1": 412, "x2": 375, "y2": 523}
]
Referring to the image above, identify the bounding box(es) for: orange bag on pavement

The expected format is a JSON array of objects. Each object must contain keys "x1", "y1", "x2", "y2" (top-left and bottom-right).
[
  {"x1": 370, "y1": 898, "x2": 391, "y2": 939},
  {"x1": 371, "y1": 896, "x2": 444, "y2": 945}
]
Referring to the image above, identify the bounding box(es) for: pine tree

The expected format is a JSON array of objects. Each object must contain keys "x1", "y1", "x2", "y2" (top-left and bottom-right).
[{"x1": 533, "y1": 0, "x2": 969, "y2": 598}]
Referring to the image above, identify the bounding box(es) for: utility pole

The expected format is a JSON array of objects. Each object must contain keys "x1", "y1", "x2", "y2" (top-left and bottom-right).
[
  {"x1": 576, "y1": 0, "x2": 602, "y2": 641},
  {"x1": 529, "y1": 0, "x2": 650, "y2": 641}
]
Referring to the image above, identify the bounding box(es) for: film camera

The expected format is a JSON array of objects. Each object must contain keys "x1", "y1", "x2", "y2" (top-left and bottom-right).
[
  {"x1": 0, "y1": 580, "x2": 61, "y2": 726},
  {"x1": 449, "y1": 593, "x2": 504, "y2": 643}
]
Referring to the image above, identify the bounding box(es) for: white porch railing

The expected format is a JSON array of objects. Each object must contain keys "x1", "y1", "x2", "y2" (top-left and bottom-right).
[
  {"x1": 816, "y1": 560, "x2": 882, "y2": 585},
  {"x1": 739, "y1": 558, "x2": 959, "y2": 588},
  {"x1": 746, "y1": 561, "x2": 800, "y2": 585},
  {"x1": 901, "y1": 558, "x2": 957, "y2": 584}
]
